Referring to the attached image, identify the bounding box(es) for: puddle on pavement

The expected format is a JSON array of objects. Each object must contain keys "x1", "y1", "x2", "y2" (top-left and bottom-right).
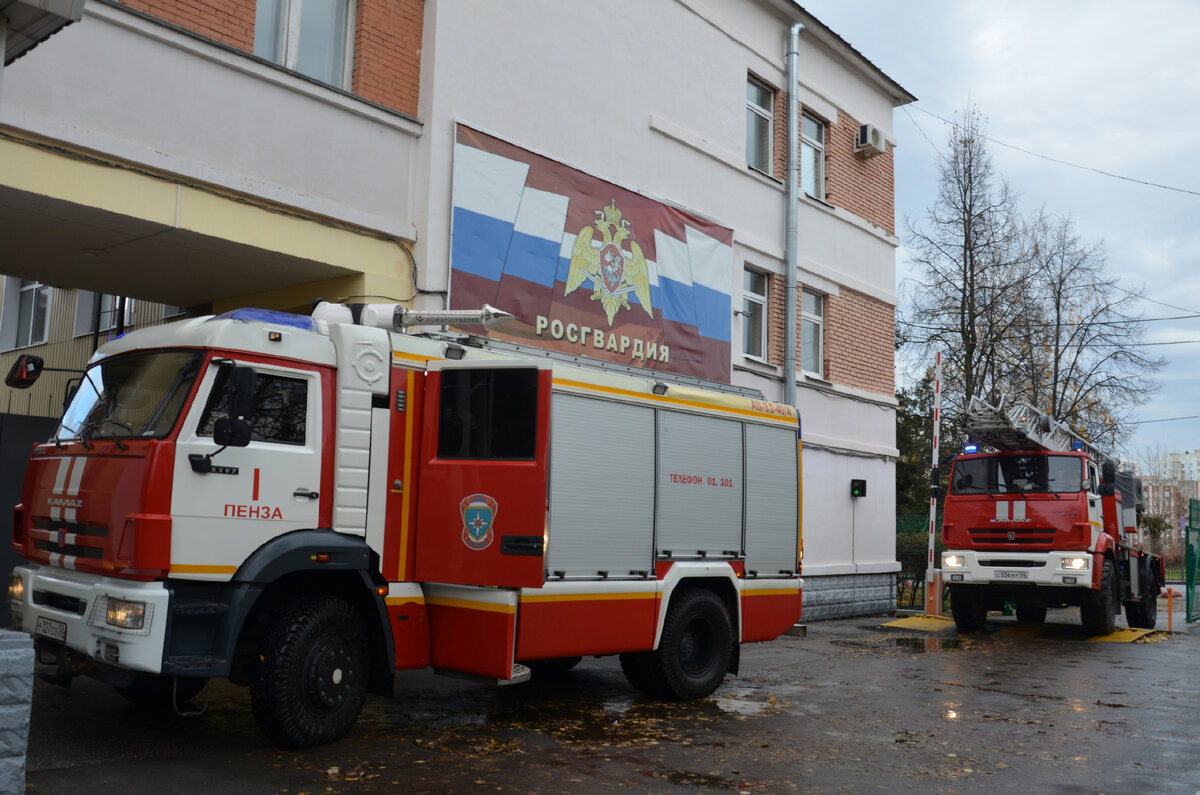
[
  {"x1": 833, "y1": 636, "x2": 972, "y2": 653},
  {"x1": 714, "y1": 697, "x2": 767, "y2": 716},
  {"x1": 894, "y1": 636, "x2": 967, "y2": 652}
]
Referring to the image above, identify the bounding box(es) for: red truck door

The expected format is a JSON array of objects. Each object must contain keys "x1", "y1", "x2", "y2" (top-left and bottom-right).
[{"x1": 414, "y1": 360, "x2": 550, "y2": 588}]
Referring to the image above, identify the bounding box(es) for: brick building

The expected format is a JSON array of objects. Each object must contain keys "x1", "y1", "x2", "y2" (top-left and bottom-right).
[{"x1": 0, "y1": 0, "x2": 913, "y2": 618}]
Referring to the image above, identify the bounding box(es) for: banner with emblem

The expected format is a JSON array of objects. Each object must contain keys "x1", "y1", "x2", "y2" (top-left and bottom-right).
[{"x1": 449, "y1": 125, "x2": 734, "y2": 383}]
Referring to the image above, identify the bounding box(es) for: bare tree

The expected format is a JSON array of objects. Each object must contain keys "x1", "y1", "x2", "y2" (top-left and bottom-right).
[
  {"x1": 1019, "y1": 210, "x2": 1163, "y2": 446},
  {"x1": 903, "y1": 107, "x2": 1029, "y2": 419},
  {"x1": 901, "y1": 106, "x2": 1163, "y2": 449}
]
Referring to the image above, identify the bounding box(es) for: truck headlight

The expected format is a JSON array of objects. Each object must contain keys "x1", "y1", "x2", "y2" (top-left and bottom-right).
[
  {"x1": 7, "y1": 574, "x2": 23, "y2": 604},
  {"x1": 1059, "y1": 556, "x2": 1090, "y2": 571},
  {"x1": 943, "y1": 554, "x2": 965, "y2": 568},
  {"x1": 106, "y1": 597, "x2": 147, "y2": 630}
]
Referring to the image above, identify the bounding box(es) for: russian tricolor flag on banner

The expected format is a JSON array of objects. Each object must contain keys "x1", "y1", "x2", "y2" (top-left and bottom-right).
[{"x1": 449, "y1": 125, "x2": 734, "y2": 383}]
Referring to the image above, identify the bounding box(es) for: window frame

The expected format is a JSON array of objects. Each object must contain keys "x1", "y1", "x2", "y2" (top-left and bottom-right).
[
  {"x1": 198, "y1": 367, "x2": 311, "y2": 446},
  {"x1": 73, "y1": 291, "x2": 135, "y2": 337},
  {"x1": 746, "y1": 75, "x2": 774, "y2": 175},
  {"x1": 741, "y1": 268, "x2": 769, "y2": 361},
  {"x1": 9, "y1": 278, "x2": 51, "y2": 350},
  {"x1": 801, "y1": 112, "x2": 827, "y2": 201},
  {"x1": 801, "y1": 289, "x2": 824, "y2": 377},
  {"x1": 435, "y1": 367, "x2": 540, "y2": 461},
  {"x1": 254, "y1": 0, "x2": 357, "y2": 90}
]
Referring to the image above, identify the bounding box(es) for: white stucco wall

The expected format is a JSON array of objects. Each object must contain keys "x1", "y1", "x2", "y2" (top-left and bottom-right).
[
  {"x1": 0, "y1": 2, "x2": 421, "y2": 239},
  {"x1": 415, "y1": 0, "x2": 902, "y2": 581}
]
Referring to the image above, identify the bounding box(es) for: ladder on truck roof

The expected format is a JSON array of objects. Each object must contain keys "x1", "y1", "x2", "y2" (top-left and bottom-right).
[{"x1": 966, "y1": 395, "x2": 1113, "y2": 465}]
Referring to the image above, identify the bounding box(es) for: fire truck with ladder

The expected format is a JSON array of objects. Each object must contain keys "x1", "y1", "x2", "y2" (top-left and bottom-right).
[
  {"x1": 941, "y1": 395, "x2": 1162, "y2": 634},
  {"x1": 5, "y1": 302, "x2": 802, "y2": 748}
]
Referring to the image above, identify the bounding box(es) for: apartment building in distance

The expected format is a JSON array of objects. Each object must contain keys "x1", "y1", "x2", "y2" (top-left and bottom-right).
[{"x1": 0, "y1": 0, "x2": 913, "y2": 619}]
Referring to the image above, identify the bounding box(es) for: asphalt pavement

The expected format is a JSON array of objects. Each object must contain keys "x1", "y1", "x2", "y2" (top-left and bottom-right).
[{"x1": 23, "y1": 597, "x2": 1200, "y2": 793}]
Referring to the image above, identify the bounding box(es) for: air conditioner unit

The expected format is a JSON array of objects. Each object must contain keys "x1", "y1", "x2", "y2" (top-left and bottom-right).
[{"x1": 855, "y1": 124, "x2": 887, "y2": 156}]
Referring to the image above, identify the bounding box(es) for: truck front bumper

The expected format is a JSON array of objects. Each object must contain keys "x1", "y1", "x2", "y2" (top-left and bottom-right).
[
  {"x1": 941, "y1": 550, "x2": 1094, "y2": 588},
  {"x1": 8, "y1": 563, "x2": 169, "y2": 675}
]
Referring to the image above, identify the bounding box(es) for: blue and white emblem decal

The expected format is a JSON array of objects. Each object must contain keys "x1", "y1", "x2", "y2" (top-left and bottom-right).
[{"x1": 460, "y1": 493, "x2": 498, "y2": 551}]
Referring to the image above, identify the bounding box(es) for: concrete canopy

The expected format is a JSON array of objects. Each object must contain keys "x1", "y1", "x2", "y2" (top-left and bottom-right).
[{"x1": 0, "y1": 136, "x2": 413, "y2": 312}]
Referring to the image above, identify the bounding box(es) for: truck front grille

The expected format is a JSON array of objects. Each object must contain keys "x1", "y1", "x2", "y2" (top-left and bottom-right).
[
  {"x1": 32, "y1": 590, "x2": 87, "y2": 616},
  {"x1": 968, "y1": 527, "x2": 1057, "y2": 547},
  {"x1": 31, "y1": 519, "x2": 109, "y2": 562}
]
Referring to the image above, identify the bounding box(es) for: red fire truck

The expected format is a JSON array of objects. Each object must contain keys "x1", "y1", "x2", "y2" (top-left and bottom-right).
[
  {"x1": 5, "y1": 302, "x2": 802, "y2": 747},
  {"x1": 941, "y1": 396, "x2": 1162, "y2": 634}
]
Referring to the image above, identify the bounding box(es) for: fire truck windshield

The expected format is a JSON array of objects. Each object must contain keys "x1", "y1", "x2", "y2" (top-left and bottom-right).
[
  {"x1": 57, "y1": 351, "x2": 203, "y2": 443},
  {"x1": 951, "y1": 454, "x2": 1083, "y2": 495}
]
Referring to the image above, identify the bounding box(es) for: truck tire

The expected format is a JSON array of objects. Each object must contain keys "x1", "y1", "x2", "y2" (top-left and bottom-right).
[
  {"x1": 949, "y1": 585, "x2": 986, "y2": 632},
  {"x1": 1124, "y1": 595, "x2": 1158, "y2": 629},
  {"x1": 1015, "y1": 605, "x2": 1047, "y2": 624},
  {"x1": 1124, "y1": 560, "x2": 1159, "y2": 629},
  {"x1": 652, "y1": 588, "x2": 734, "y2": 700},
  {"x1": 1080, "y1": 559, "x2": 1118, "y2": 635},
  {"x1": 619, "y1": 651, "x2": 668, "y2": 697},
  {"x1": 251, "y1": 597, "x2": 369, "y2": 748}
]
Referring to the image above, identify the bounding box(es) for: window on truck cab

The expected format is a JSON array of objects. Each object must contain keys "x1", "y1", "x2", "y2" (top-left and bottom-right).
[
  {"x1": 436, "y1": 368, "x2": 538, "y2": 460},
  {"x1": 198, "y1": 368, "x2": 308, "y2": 445},
  {"x1": 57, "y1": 350, "x2": 203, "y2": 442},
  {"x1": 952, "y1": 454, "x2": 1083, "y2": 495}
]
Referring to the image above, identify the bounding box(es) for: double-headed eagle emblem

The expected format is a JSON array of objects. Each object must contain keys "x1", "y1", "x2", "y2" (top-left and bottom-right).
[{"x1": 565, "y1": 199, "x2": 653, "y2": 326}]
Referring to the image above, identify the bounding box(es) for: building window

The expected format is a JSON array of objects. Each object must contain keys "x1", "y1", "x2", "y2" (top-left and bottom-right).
[
  {"x1": 2, "y1": 278, "x2": 52, "y2": 350},
  {"x1": 74, "y1": 292, "x2": 134, "y2": 337},
  {"x1": 741, "y1": 269, "x2": 768, "y2": 360},
  {"x1": 16, "y1": 279, "x2": 51, "y2": 347},
  {"x1": 801, "y1": 289, "x2": 824, "y2": 376},
  {"x1": 746, "y1": 77, "x2": 773, "y2": 174},
  {"x1": 801, "y1": 113, "x2": 826, "y2": 200},
  {"x1": 254, "y1": 0, "x2": 355, "y2": 89}
]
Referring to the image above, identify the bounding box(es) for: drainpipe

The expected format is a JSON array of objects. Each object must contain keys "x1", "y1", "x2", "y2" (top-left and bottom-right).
[{"x1": 784, "y1": 21, "x2": 804, "y2": 407}]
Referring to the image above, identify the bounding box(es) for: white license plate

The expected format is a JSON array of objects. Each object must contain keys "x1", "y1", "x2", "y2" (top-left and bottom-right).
[
  {"x1": 994, "y1": 570, "x2": 1028, "y2": 580},
  {"x1": 35, "y1": 616, "x2": 67, "y2": 643}
]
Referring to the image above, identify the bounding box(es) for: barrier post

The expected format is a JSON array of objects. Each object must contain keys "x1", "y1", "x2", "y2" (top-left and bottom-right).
[{"x1": 925, "y1": 569, "x2": 943, "y2": 617}]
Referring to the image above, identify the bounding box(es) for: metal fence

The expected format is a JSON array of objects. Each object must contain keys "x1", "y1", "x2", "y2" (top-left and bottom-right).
[
  {"x1": 896, "y1": 514, "x2": 944, "y2": 610},
  {"x1": 1188, "y1": 500, "x2": 1200, "y2": 623}
]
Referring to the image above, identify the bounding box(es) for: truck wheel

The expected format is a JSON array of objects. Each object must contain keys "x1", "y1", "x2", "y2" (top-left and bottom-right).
[
  {"x1": 1014, "y1": 605, "x2": 1047, "y2": 623},
  {"x1": 949, "y1": 585, "x2": 986, "y2": 632},
  {"x1": 1124, "y1": 595, "x2": 1158, "y2": 629},
  {"x1": 1124, "y1": 575, "x2": 1159, "y2": 630},
  {"x1": 1124, "y1": 560, "x2": 1159, "y2": 629},
  {"x1": 653, "y1": 588, "x2": 734, "y2": 700},
  {"x1": 619, "y1": 651, "x2": 668, "y2": 697},
  {"x1": 251, "y1": 597, "x2": 369, "y2": 748},
  {"x1": 1080, "y1": 559, "x2": 1118, "y2": 635}
]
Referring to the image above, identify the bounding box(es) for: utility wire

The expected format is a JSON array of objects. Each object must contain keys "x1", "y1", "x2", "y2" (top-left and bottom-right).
[
  {"x1": 909, "y1": 105, "x2": 1200, "y2": 198},
  {"x1": 901, "y1": 312, "x2": 1200, "y2": 332}
]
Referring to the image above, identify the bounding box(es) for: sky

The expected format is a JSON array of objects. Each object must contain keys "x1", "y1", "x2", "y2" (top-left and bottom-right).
[{"x1": 798, "y1": 0, "x2": 1200, "y2": 462}]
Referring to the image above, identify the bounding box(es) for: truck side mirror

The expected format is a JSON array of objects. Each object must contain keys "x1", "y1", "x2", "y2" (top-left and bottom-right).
[
  {"x1": 213, "y1": 366, "x2": 257, "y2": 448},
  {"x1": 5, "y1": 355, "x2": 44, "y2": 389},
  {"x1": 1101, "y1": 461, "x2": 1116, "y2": 484}
]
